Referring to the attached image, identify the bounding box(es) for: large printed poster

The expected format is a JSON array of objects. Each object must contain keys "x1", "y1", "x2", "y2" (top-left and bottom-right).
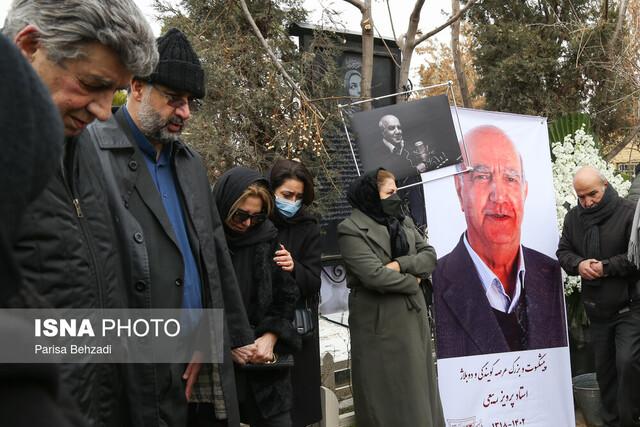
[
  {"x1": 425, "y1": 108, "x2": 574, "y2": 427},
  {"x1": 350, "y1": 94, "x2": 464, "y2": 226}
]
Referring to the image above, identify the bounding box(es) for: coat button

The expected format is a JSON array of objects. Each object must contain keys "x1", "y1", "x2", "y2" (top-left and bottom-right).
[
  {"x1": 128, "y1": 160, "x2": 138, "y2": 171},
  {"x1": 133, "y1": 232, "x2": 144, "y2": 243},
  {"x1": 135, "y1": 281, "x2": 146, "y2": 291},
  {"x1": 175, "y1": 278, "x2": 183, "y2": 287}
]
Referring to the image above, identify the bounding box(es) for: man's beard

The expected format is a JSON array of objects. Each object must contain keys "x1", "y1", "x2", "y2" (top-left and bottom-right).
[{"x1": 138, "y1": 93, "x2": 184, "y2": 144}]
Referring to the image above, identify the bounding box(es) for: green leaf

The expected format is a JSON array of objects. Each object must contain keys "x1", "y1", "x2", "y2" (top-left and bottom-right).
[{"x1": 548, "y1": 113, "x2": 592, "y2": 144}]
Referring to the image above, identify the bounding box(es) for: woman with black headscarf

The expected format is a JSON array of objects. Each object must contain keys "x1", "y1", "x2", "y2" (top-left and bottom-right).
[
  {"x1": 213, "y1": 166, "x2": 300, "y2": 427},
  {"x1": 268, "y1": 159, "x2": 322, "y2": 427},
  {"x1": 337, "y1": 168, "x2": 444, "y2": 427}
]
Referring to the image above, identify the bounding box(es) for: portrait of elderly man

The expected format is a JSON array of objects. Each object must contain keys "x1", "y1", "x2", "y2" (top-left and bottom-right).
[
  {"x1": 371, "y1": 114, "x2": 427, "y2": 226},
  {"x1": 432, "y1": 125, "x2": 567, "y2": 359}
]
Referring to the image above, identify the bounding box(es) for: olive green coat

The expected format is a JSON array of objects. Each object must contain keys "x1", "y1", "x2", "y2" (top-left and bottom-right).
[{"x1": 338, "y1": 209, "x2": 444, "y2": 427}]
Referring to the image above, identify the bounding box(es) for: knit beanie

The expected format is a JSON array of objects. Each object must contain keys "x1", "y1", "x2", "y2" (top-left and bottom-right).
[
  {"x1": 145, "y1": 28, "x2": 205, "y2": 98},
  {"x1": 0, "y1": 34, "x2": 63, "y2": 305}
]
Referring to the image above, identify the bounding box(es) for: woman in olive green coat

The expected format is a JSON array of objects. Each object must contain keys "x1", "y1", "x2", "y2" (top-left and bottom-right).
[{"x1": 338, "y1": 168, "x2": 444, "y2": 427}]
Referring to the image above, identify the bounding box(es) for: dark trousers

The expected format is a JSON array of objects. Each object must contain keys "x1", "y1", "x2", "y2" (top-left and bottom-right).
[
  {"x1": 591, "y1": 305, "x2": 640, "y2": 427},
  {"x1": 187, "y1": 403, "x2": 228, "y2": 427},
  {"x1": 239, "y1": 389, "x2": 291, "y2": 427}
]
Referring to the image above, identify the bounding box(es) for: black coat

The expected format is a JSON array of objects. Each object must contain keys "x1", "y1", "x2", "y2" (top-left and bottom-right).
[
  {"x1": 214, "y1": 167, "x2": 301, "y2": 420},
  {"x1": 85, "y1": 109, "x2": 254, "y2": 427},
  {"x1": 9, "y1": 87, "x2": 130, "y2": 427},
  {"x1": 11, "y1": 139, "x2": 129, "y2": 426},
  {"x1": 271, "y1": 209, "x2": 322, "y2": 426},
  {"x1": 0, "y1": 33, "x2": 73, "y2": 427},
  {"x1": 557, "y1": 198, "x2": 640, "y2": 320}
]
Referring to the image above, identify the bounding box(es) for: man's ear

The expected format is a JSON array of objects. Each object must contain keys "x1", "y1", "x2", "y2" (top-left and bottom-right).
[
  {"x1": 14, "y1": 25, "x2": 41, "y2": 63},
  {"x1": 129, "y1": 79, "x2": 146, "y2": 102}
]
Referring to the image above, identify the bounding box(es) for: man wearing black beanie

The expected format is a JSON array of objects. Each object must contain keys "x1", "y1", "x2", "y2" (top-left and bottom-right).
[{"x1": 86, "y1": 28, "x2": 254, "y2": 427}]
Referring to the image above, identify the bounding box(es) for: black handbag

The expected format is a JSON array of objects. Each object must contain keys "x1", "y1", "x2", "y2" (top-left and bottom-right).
[
  {"x1": 239, "y1": 353, "x2": 294, "y2": 370},
  {"x1": 293, "y1": 305, "x2": 314, "y2": 337}
]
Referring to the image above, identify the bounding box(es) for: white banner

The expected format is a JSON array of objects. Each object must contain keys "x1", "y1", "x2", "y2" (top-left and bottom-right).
[{"x1": 425, "y1": 108, "x2": 574, "y2": 426}]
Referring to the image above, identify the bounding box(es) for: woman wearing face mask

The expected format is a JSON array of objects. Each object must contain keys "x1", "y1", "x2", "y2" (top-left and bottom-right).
[
  {"x1": 213, "y1": 166, "x2": 301, "y2": 427},
  {"x1": 337, "y1": 168, "x2": 444, "y2": 427},
  {"x1": 269, "y1": 159, "x2": 322, "y2": 427}
]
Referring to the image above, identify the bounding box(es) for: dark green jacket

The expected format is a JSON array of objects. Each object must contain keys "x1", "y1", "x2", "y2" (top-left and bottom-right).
[{"x1": 338, "y1": 209, "x2": 444, "y2": 427}]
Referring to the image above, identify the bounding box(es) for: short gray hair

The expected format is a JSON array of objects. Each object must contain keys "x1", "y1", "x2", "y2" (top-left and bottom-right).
[
  {"x1": 378, "y1": 114, "x2": 400, "y2": 132},
  {"x1": 3, "y1": 0, "x2": 158, "y2": 77}
]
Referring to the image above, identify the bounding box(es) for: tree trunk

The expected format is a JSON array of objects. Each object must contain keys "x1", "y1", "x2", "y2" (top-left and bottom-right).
[
  {"x1": 608, "y1": 0, "x2": 628, "y2": 51},
  {"x1": 396, "y1": 0, "x2": 426, "y2": 103},
  {"x1": 451, "y1": 0, "x2": 470, "y2": 107},
  {"x1": 360, "y1": 0, "x2": 374, "y2": 110}
]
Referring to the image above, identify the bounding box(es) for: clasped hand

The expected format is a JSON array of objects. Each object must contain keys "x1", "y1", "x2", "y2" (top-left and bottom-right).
[
  {"x1": 231, "y1": 332, "x2": 278, "y2": 365},
  {"x1": 578, "y1": 259, "x2": 604, "y2": 280}
]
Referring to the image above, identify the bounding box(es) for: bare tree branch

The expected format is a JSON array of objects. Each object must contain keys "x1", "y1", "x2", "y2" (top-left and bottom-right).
[
  {"x1": 343, "y1": 0, "x2": 365, "y2": 13},
  {"x1": 414, "y1": 0, "x2": 478, "y2": 46},
  {"x1": 396, "y1": 0, "x2": 425, "y2": 101},
  {"x1": 238, "y1": 0, "x2": 324, "y2": 119},
  {"x1": 605, "y1": 123, "x2": 640, "y2": 160},
  {"x1": 386, "y1": 0, "x2": 398, "y2": 41}
]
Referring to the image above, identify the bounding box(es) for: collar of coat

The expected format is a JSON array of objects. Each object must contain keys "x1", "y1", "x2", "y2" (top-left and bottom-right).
[
  {"x1": 346, "y1": 208, "x2": 397, "y2": 259},
  {"x1": 93, "y1": 107, "x2": 193, "y2": 158}
]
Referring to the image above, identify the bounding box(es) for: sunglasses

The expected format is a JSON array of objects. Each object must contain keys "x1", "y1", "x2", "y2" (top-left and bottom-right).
[
  {"x1": 152, "y1": 85, "x2": 202, "y2": 112},
  {"x1": 232, "y1": 209, "x2": 267, "y2": 226}
]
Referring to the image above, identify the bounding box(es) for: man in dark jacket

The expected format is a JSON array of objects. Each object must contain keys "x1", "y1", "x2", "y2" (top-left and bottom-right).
[
  {"x1": 85, "y1": 29, "x2": 255, "y2": 427},
  {"x1": 0, "y1": 32, "x2": 74, "y2": 427},
  {"x1": 557, "y1": 166, "x2": 640, "y2": 427},
  {"x1": 3, "y1": 1, "x2": 158, "y2": 426}
]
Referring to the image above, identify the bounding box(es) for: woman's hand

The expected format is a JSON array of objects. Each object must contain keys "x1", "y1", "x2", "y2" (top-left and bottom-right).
[
  {"x1": 274, "y1": 244, "x2": 295, "y2": 272},
  {"x1": 250, "y1": 332, "x2": 278, "y2": 364},
  {"x1": 231, "y1": 343, "x2": 257, "y2": 365},
  {"x1": 385, "y1": 261, "x2": 400, "y2": 272}
]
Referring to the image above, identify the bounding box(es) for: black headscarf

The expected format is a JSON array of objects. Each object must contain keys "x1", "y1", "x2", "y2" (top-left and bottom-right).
[
  {"x1": 213, "y1": 166, "x2": 278, "y2": 248},
  {"x1": 577, "y1": 184, "x2": 620, "y2": 259},
  {"x1": 0, "y1": 34, "x2": 64, "y2": 306},
  {"x1": 346, "y1": 168, "x2": 409, "y2": 258}
]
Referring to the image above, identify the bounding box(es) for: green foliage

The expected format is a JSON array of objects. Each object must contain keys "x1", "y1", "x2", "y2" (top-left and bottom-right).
[
  {"x1": 548, "y1": 113, "x2": 593, "y2": 144},
  {"x1": 112, "y1": 90, "x2": 127, "y2": 107},
  {"x1": 154, "y1": 0, "x2": 342, "y2": 190},
  {"x1": 468, "y1": 0, "x2": 635, "y2": 148}
]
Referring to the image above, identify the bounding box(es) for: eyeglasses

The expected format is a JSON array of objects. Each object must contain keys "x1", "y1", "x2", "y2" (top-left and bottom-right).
[
  {"x1": 232, "y1": 209, "x2": 267, "y2": 226},
  {"x1": 152, "y1": 85, "x2": 202, "y2": 112}
]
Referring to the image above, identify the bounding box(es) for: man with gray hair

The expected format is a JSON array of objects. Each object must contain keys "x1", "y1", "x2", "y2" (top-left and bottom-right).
[
  {"x1": 86, "y1": 28, "x2": 255, "y2": 427},
  {"x1": 3, "y1": 0, "x2": 157, "y2": 425},
  {"x1": 375, "y1": 114, "x2": 428, "y2": 226}
]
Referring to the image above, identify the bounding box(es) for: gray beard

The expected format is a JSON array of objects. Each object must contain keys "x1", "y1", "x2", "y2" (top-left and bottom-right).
[{"x1": 138, "y1": 93, "x2": 182, "y2": 145}]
